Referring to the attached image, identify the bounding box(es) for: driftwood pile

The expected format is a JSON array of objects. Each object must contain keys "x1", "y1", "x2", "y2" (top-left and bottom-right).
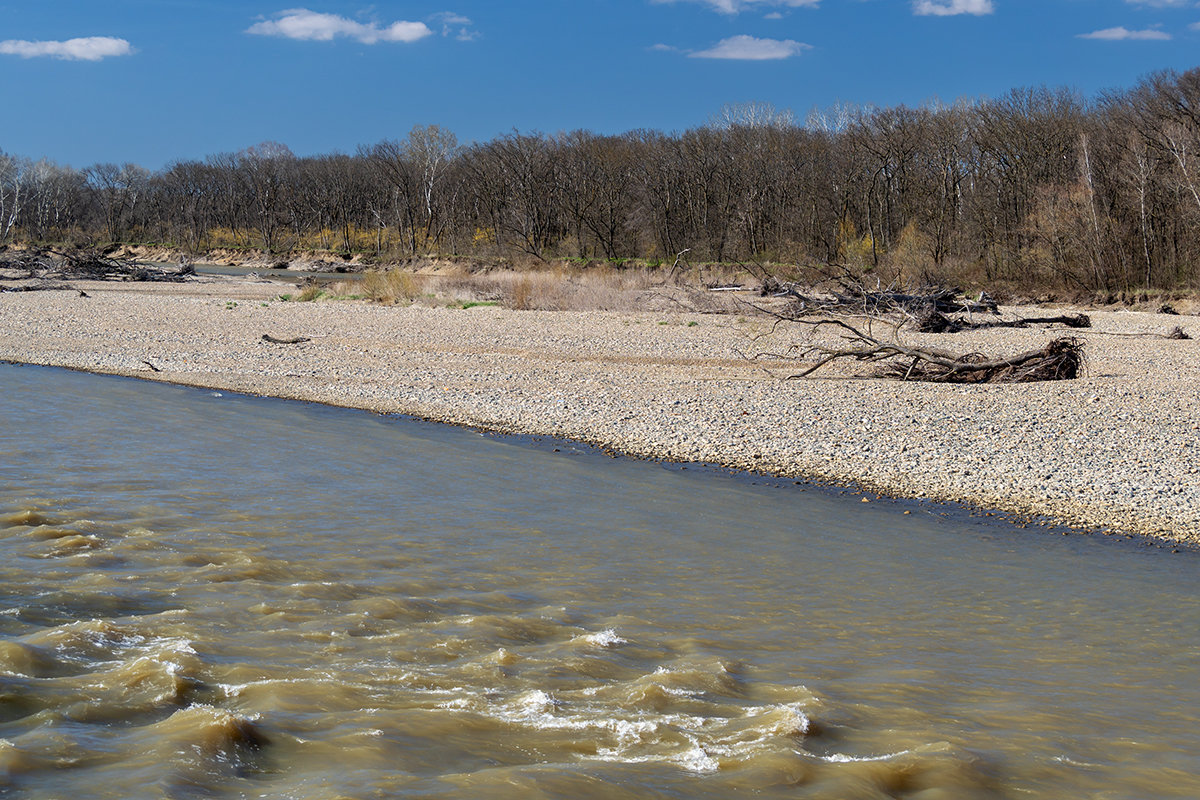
[
  {"x1": 0, "y1": 247, "x2": 194, "y2": 289},
  {"x1": 753, "y1": 276, "x2": 1096, "y2": 384},
  {"x1": 774, "y1": 316, "x2": 1087, "y2": 385},
  {"x1": 766, "y1": 276, "x2": 1092, "y2": 334},
  {"x1": 876, "y1": 336, "x2": 1085, "y2": 383}
]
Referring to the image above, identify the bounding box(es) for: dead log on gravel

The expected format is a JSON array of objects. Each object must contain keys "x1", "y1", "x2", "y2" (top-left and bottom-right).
[
  {"x1": 911, "y1": 310, "x2": 1092, "y2": 333},
  {"x1": 749, "y1": 270, "x2": 1085, "y2": 382},
  {"x1": 769, "y1": 274, "x2": 1000, "y2": 319},
  {"x1": 758, "y1": 316, "x2": 1085, "y2": 384},
  {"x1": 875, "y1": 337, "x2": 1085, "y2": 383},
  {"x1": 0, "y1": 248, "x2": 193, "y2": 283},
  {"x1": 0, "y1": 280, "x2": 77, "y2": 293},
  {"x1": 261, "y1": 334, "x2": 311, "y2": 345},
  {"x1": 764, "y1": 274, "x2": 1088, "y2": 335}
]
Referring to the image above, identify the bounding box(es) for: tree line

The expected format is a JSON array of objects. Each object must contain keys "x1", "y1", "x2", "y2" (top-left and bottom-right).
[{"x1": 4, "y1": 67, "x2": 1200, "y2": 292}]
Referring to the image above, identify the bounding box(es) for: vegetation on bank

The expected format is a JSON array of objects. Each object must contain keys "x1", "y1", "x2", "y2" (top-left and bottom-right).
[{"x1": 5, "y1": 69, "x2": 1200, "y2": 296}]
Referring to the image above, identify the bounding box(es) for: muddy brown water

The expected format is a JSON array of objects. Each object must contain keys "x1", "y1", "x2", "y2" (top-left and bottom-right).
[{"x1": 1, "y1": 363, "x2": 1198, "y2": 799}]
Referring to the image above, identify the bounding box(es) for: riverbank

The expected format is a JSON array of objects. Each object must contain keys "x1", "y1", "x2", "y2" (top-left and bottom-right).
[{"x1": 2, "y1": 276, "x2": 1197, "y2": 543}]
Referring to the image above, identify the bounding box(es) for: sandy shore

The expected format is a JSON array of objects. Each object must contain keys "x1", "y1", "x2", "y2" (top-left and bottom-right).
[{"x1": 2, "y1": 277, "x2": 1198, "y2": 544}]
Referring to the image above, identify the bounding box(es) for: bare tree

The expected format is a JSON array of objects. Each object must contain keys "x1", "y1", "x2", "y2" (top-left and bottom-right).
[
  {"x1": 84, "y1": 162, "x2": 150, "y2": 243},
  {"x1": 0, "y1": 151, "x2": 30, "y2": 242}
]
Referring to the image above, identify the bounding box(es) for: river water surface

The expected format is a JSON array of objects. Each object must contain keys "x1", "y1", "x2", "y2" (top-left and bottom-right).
[{"x1": 1, "y1": 363, "x2": 1197, "y2": 799}]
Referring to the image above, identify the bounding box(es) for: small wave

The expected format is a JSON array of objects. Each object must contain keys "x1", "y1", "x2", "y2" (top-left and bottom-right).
[
  {"x1": 34, "y1": 533, "x2": 105, "y2": 559},
  {"x1": 0, "y1": 641, "x2": 60, "y2": 678},
  {"x1": 432, "y1": 671, "x2": 816, "y2": 775},
  {"x1": 1, "y1": 510, "x2": 53, "y2": 528},
  {"x1": 571, "y1": 629, "x2": 627, "y2": 648},
  {"x1": 818, "y1": 749, "x2": 912, "y2": 763},
  {"x1": 143, "y1": 705, "x2": 271, "y2": 790}
]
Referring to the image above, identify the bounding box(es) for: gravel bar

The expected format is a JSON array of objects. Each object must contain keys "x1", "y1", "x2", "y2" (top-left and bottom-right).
[{"x1": 2, "y1": 278, "x2": 1198, "y2": 544}]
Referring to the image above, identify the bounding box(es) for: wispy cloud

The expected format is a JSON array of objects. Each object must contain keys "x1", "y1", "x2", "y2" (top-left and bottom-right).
[
  {"x1": 0, "y1": 36, "x2": 133, "y2": 61},
  {"x1": 1078, "y1": 26, "x2": 1172, "y2": 39},
  {"x1": 653, "y1": 0, "x2": 819, "y2": 15},
  {"x1": 690, "y1": 34, "x2": 811, "y2": 59},
  {"x1": 913, "y1": 0, "x2": 994, "y2": 16},
  {"x1": 246, "y1": 9, "x2": 432, "y2": 44},
  {"x1": 431, "y1": 11, "x2": 479, "y2": 41}
]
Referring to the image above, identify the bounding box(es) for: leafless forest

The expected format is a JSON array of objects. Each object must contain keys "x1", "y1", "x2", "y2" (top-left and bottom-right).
[{"x1": 5, "y1": 68, "x2": 1200, "y2": 294}]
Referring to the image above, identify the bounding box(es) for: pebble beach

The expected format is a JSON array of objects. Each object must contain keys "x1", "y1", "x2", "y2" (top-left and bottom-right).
[{"x1": 2, "y1": 276, "x2": 1197, "y2": 544}]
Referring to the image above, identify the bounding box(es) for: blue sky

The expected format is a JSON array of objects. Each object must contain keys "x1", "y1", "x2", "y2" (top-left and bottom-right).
[{"x1": 1, "y1": 0, "x2": 1199, "y2": 168}]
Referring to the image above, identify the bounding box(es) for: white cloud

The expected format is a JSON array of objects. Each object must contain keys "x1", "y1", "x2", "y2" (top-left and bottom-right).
[
  {"x1": 913, "y1": 0, "x2": 994, "y2": 16},
  {"x1": 654, "y1": 0, "x2": 819, "y2": 14},
  {"x1": 690, "y1": 34, "x2": 811, "y2": 59},
  {"x1": 0, "y1": 36, "x2": 133, "y2": 61},
  {"x1": 246, "y1": 9, "x2": 432, "y2": 44},
  {"x1": 1078, "y1": 26, "x2": 1172, "y2": 39},
  {"x1": 431, "y1": 11, "x2": 478, "y2": 41}
]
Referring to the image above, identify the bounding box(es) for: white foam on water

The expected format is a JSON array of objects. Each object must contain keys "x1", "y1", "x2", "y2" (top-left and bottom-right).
[
  {"x1": 677, "y1": 739, "x2": 721, "y2": 773},
  {"x1": 818, "y1": 749, "x2": 912, "y2": 763},
  {"x1": 1053, "y1": 755, "x2": 1103, "y2": 768},
  {"x1": 517, "y1": 689, "x2": 560, "y2": 715},
  {"x1": 572, "y1": 629, "x2": 627, "y2": 648},
  {"x1": 439, "y1": 673, "x2": 817, "y2": 774}
]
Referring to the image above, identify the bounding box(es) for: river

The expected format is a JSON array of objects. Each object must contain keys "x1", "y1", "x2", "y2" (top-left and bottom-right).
[{"x1": 1, "y1": 362, "x2": 1196, "y2": 799}]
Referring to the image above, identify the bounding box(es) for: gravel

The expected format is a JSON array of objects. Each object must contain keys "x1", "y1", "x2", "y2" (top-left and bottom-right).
[{"x1": 2, "y1": 277, "x2": 1198, "y2": 544}]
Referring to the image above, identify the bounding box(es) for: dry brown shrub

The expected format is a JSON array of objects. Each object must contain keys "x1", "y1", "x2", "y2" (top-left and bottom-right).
[
  {"x1": 296, "y1": 285, "x2": 323, "y2": 302},
  {"x1": 362, "y1": 269, "x2": 419, "y2": 304},
  {"x1": 510, "y1": 275, "x2": 535, "y2": 310}
]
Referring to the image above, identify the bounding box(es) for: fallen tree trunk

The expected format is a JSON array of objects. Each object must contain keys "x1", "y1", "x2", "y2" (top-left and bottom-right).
[
  {"x1": 911, "y1": 309, "x2": 1091, "y2": 333},
  {"x1": 875, "y1": 337, "x2": 1085, "y2": 383},
  {"x1": 0, "y1": 280, "x2": 77, "y2": 293},
  {"x1": 261, "y1": 334, "x2": 311, "y2": 345},
  {"x1": 763, "y1": 316, "x2": 1086, "y2": 384}
]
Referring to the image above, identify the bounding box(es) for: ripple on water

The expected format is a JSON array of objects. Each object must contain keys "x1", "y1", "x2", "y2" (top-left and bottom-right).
[{"x1": 3, "y1": 365, "x2": 1199, "y2": 799}]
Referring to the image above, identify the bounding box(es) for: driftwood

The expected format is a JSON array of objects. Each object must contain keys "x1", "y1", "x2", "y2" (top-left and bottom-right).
[
  {"x1": 0, "y1": 280, "x2": 77, "y2": 293},
  {"x1": 758, "y1": 269, "x2": 1099, "y2": 337},
  {"x1": 775, "y1": 317, "x2": 1086, "y2": 383},
  {"x1": 261, "y1": 334, "x2": 311, "y2": 345},
  {"x1": 768, "y1": 275, "x2": 999, "y2": 319},
  {"x1": 911, "y1": 309, "x2": 1091, "y2": 333},
  {"x1": 0, "y1": 247, "x2": 194, "y2": 283},
  {"x1": 876, "y1": 337, "x2": 1084, "y2": 383},
  {"x1": 1087, "y1": 325, "x2": 1193, "y2": 340}
]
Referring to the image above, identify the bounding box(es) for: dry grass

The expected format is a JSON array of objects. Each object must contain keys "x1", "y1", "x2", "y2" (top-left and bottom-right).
[
  {"x1": 362, "y1": 269, "x2": 422, "y2": 304},
  {"x1": 382, "y1": 266, "x2": 669, "y2": 312},
  {"x1": 338, "y1": 260, "x2": 764, "y2": 315},
  {"x1": 295, "y1": 284, "x2": 324, "y2": 302}
]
